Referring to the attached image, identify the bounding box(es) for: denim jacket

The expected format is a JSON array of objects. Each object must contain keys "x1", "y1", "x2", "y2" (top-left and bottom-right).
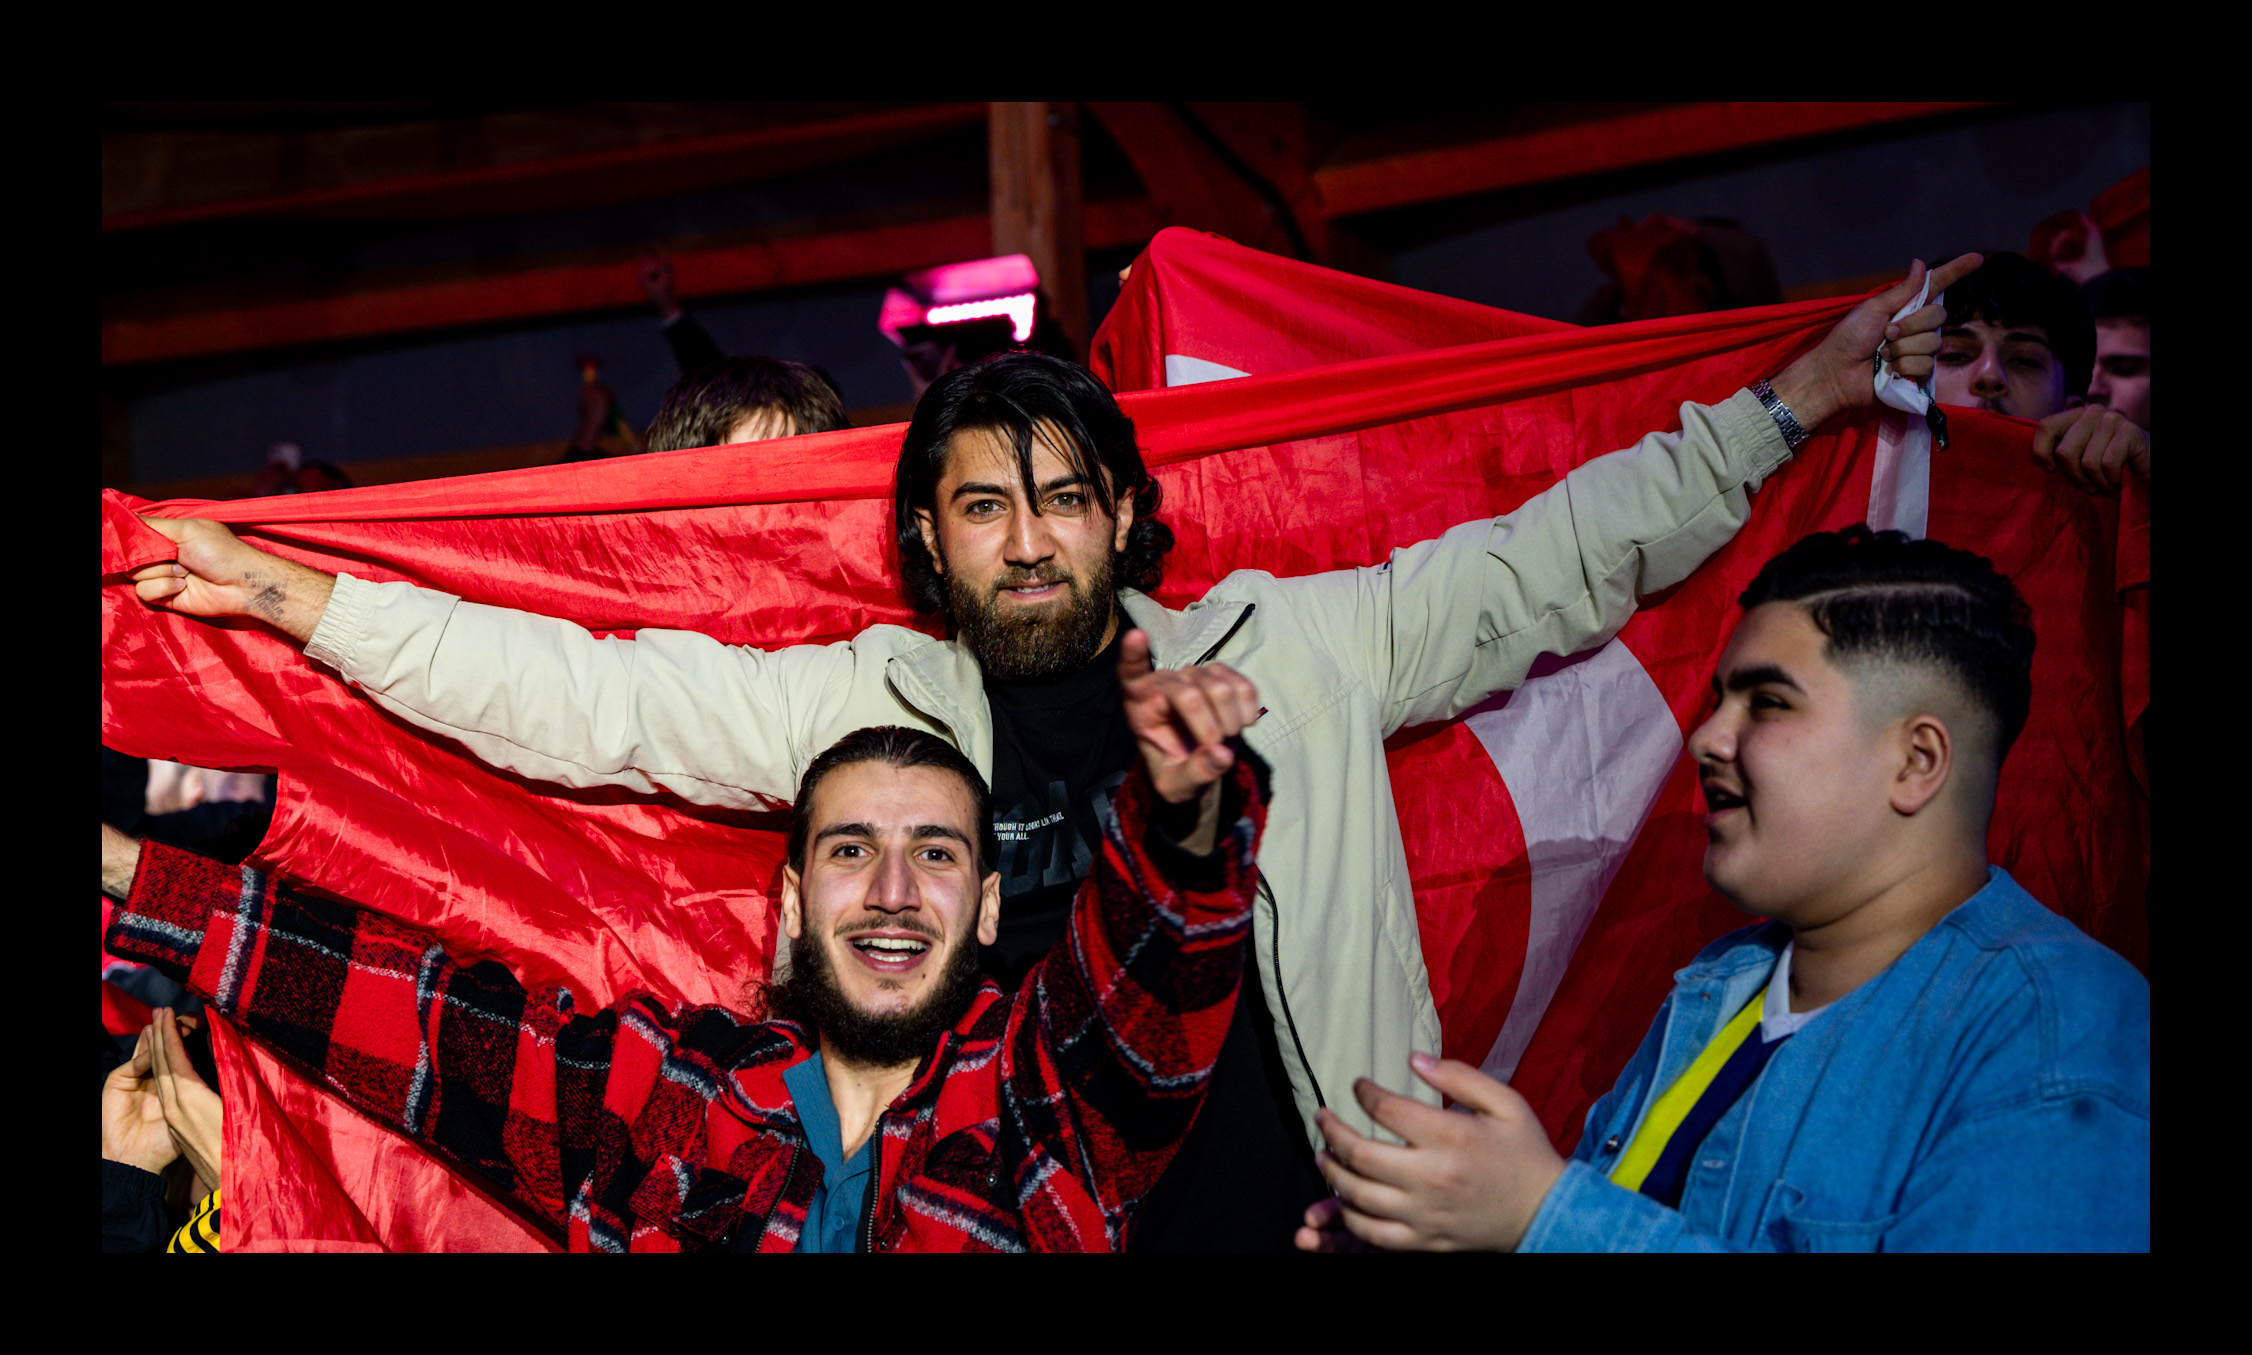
[{"x1": 1521, "y1": 868, "x2": 2149, "y2": 1252}]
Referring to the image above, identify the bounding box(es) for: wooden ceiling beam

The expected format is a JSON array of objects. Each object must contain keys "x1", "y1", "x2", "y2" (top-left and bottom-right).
[
  {"x1": 103, "y1": 103, "x2": 988, "y2": 233},
  {"x1": 1312, "y1": 102, "x2": 1999, "y2": 219},
  {"x1": 1175, "y1": 102, "x2": 1332, "y2": 261},
  {"x1": 990, "y1": 102, "x2": 1088, "y2": 351},
  {"x1": 102, "y1": 199, "x2": 1168, "y2": 367},
  {"x1": 1084, "y1": 103, "x2": 1301, "y2": 261}
]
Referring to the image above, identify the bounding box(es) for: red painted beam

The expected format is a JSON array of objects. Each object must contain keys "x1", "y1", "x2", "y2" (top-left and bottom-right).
[
  {"x1": 1313, "y1": 102, "x2": 1999, "y2": 218},
  {"x1": 103, "y1": 103, "x2": 987, "y2": 233},
  {"x1": 101, "y1": 199, "x2": 1168, "y2": 366}
]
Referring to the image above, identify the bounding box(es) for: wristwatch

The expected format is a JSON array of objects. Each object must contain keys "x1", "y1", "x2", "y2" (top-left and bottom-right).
[{"x1": 1749, "y1": 378, "x2": 1813, "y2": 452}]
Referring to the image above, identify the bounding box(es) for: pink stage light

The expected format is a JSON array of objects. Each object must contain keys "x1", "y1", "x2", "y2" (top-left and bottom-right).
[
  {"x1": 924, "y1": 292, "x2": 1037, "y2": 341},
  {"x1": 879, "y1": 253, "x2": 1043, "y2": 347}
]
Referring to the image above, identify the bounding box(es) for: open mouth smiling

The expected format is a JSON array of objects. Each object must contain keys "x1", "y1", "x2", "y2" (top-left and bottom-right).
[
  {"x1": 846, "y1": 932, "x2": 936, "y2": 972},
  {"x1": 995, "y1": 574, "x2": 1068, "y2": 602}
]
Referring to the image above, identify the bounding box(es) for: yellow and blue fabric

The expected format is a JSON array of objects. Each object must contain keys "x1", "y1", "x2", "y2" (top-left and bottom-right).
[
  {"x1": 167, "y1": 1187, "x2": 223, "y2": 1252},
  {"x1": 1607, "y1": 989, "x2": 1789, "y2": 1209}
]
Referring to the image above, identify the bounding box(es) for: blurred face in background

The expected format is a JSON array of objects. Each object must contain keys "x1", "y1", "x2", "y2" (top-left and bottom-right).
[
  {"x1": 2088, "y1": 320, "x2": 2151, "y2": 429},
  {"x1": 1936, "y1": 318, "x2": 2072, "y2": 420},
  {"x1": 725, "y1": 406, "x2": 796, "y2": 445}
]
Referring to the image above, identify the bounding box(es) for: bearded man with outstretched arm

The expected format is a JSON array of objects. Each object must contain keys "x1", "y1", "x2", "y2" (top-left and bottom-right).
[{"x1": 130, "y1": 257, "x2": 1978, "y2": 1250}]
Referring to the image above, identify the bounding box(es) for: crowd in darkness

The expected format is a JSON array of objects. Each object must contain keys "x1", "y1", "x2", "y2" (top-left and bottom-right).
[{"x1": 102, "y1": 180, "x2": 2150, "y2": 1252}]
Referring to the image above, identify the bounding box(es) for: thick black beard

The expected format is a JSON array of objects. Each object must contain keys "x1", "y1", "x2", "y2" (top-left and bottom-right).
[
  {"x1": 766, "y1": 925, "x2": 986, "y2": 1068},
  {"x1": 947, "y1": 549, "x2": 1117, "y2": 681}
]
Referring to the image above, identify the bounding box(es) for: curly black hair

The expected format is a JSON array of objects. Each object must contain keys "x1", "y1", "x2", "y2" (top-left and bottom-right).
[
  {"x1": 1940, "y1": 251, "x2": 2096, "y2": 398},
  {"x1": 892, "y1": 352, "x2": 1174, "y2": 617},
  {"x1": 1740, "y1": 525, "x2": 2037, "y2": 761}
]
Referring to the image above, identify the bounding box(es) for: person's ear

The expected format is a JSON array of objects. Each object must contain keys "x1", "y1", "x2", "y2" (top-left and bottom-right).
[
  {"x1": 915, "y1": 507, "x2": 944, "y2": 576},
  {"x1": 780, "y1": 864, "x2": 804, "y2": 940},
  {"x1": 977, "y1": 871, "x2": 1001, "y2": 948},
  {"x1": 1889, "y1": 713, "x2": 1954, "y2": 816},
  {"x1": 1111, "y1": 472, "x2": 1136, "y2": 554}
]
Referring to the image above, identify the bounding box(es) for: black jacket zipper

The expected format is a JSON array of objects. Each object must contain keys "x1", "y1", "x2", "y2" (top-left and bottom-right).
[
  {"x1": 1187, "y1": 603, "x2": 1325, "y2": 1112},
  {"x1": 1258, "y1": 871, "x2": 1326, "y2": 1112},
  {"x1": 1189, "y1": 602, "x2": 1256, "y2": 666}
]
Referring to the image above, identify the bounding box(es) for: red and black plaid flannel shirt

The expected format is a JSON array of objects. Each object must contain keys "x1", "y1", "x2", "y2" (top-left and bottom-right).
[{"x1": 106, "y1": 755, "x2": 1266, "y2": 1252}]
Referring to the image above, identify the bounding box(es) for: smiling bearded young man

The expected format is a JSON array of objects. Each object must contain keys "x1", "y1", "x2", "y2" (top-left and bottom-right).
[
  {"x1": 130, "y1": 255, "x2": 1977, "y2": 1250},
  {"x1": 100, "y1": 639, "x2": 1274, "y2": 1252},
  {"x1": 1298, "y1": 527, "x2": 2150, "y2": 1253}
]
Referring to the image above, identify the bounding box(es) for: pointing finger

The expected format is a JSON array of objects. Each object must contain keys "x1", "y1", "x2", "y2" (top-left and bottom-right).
[
  {"x1": 1871, "y1": 259, "x2": 1929, "y2": 313},
  {"x1": 1169, "y1": 678, "x2": 1228, "y2": 754},
  {"x1": 1117, "y1": 629, "x2": 1154, "y2": 685},
  {"x1": 1925, "y1": 251, "x2": 1985, "y2": 294}
]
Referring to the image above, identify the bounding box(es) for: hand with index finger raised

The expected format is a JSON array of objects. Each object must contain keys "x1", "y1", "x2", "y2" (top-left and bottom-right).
[
  {"x1": 1119, "y1": 629, "x2": 1262, "y2": 805},
  {"x1": 1772, "y1": 253, "x2": 1983, "y2": 429}
]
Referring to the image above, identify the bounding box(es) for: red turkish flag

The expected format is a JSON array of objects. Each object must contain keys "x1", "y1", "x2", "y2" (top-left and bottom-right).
[{"x1": 101, "y1": 228, "x2": 2147, "y2": 1245}]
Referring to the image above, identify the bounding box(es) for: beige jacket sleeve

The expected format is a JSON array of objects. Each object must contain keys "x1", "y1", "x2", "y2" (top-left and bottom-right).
[
  {"x1": 304, "y1": 575, "x2": 859, "y2": 810},
  {"x1": 1271, "y1": 389, "x2": 1792, "y2": 735}
]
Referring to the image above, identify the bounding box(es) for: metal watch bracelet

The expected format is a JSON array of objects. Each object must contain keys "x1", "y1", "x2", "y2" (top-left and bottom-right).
[{"x1": 1750, "y1": 378, "x2": 1812, "y2": 452}]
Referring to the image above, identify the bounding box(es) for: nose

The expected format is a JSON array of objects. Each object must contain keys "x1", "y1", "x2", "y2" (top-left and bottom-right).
[
  {"x1": 2086, "y1": 369, "x2": 2112, "y2": 406},
  {"x1": 1967, "y1": 347, "x2": 2008, "y2": 398},
  {"x1": 867, "y1": 846, "x2": 920, "y2": 913},
  {"x1": 1687, "y1": 703, "x2": 1734, "y2": 769},
  {"x1": 1004, "y1": 501, "x2": 1058, "y2": 568}
]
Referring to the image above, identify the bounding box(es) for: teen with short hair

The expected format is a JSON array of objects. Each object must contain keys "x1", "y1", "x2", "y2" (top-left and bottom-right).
[{"x1": 1302, "y1": 527, "x2": 2149, "y2": 1253}]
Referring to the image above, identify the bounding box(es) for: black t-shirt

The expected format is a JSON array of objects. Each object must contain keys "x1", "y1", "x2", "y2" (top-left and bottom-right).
[{"x1": 982, "y1": 627, "x2": 1327, "y2": 1251}]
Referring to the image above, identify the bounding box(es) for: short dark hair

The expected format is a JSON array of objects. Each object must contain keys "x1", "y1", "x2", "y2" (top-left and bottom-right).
[
  {"x1": 645, "y1": 357, "x2": 849, "y2": 453},
  {"x1": 2081, "y1": 266, "x2": 2150, "y2": 325},
  {"x1": 1738, "y1": 525, "x2": 2037, "y2": 762},
  {"x1": 1942, "y1": 251, "x2": 2096, "y2": 398},
  {"x1": 786, "y1": 726, "x2": 996, "y2": 876},
  {"x1": 892, "y1": 351, "x2": 1174, "y2": 616}
]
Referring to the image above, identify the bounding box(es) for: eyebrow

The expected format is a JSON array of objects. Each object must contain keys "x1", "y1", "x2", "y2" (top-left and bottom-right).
[
  {"x1": 950, "y1": 472, "x2": 1091, "y2": 502},
  {"x1": 812, "y1": 822, "x2": 974, "y2": 850},
  {"x1": 1712, "y1": 663, "x2": 1804, "y2": 695},
  {"x1": 1941, "y1": 324, "x2": 2052, "y2": 352}
]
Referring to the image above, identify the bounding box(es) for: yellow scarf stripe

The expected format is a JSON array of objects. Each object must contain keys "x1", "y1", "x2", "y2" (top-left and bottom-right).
[
  {"x1": 1607, "y1": 991, "x2": 1766, "y2": 1193},
  {"x1": 166, "y1": 1187, "x2": 223, "y2": 1254}
]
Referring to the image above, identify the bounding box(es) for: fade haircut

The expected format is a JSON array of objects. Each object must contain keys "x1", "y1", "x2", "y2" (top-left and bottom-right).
[
  {"x1": 645, "y1": 357, "x2": 849, "y2": 453},
  {"x1": 892, "y1": 351, "x2": 1175, "y2": 616},
  {"x1": 786, "y1": 726, "x2": 997, "y2": 876},
  {"x1": 1739, "y1": 525, "x2": 2037, "y2": 763},
  {"x1": 1941, "y1": 251, "x2": 2097, "y2": 398}
]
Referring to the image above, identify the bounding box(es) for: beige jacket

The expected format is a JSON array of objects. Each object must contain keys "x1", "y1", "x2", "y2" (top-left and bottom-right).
[{"x1": 304, "y1": 389, "x2": 1791, "y2": 1140}]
